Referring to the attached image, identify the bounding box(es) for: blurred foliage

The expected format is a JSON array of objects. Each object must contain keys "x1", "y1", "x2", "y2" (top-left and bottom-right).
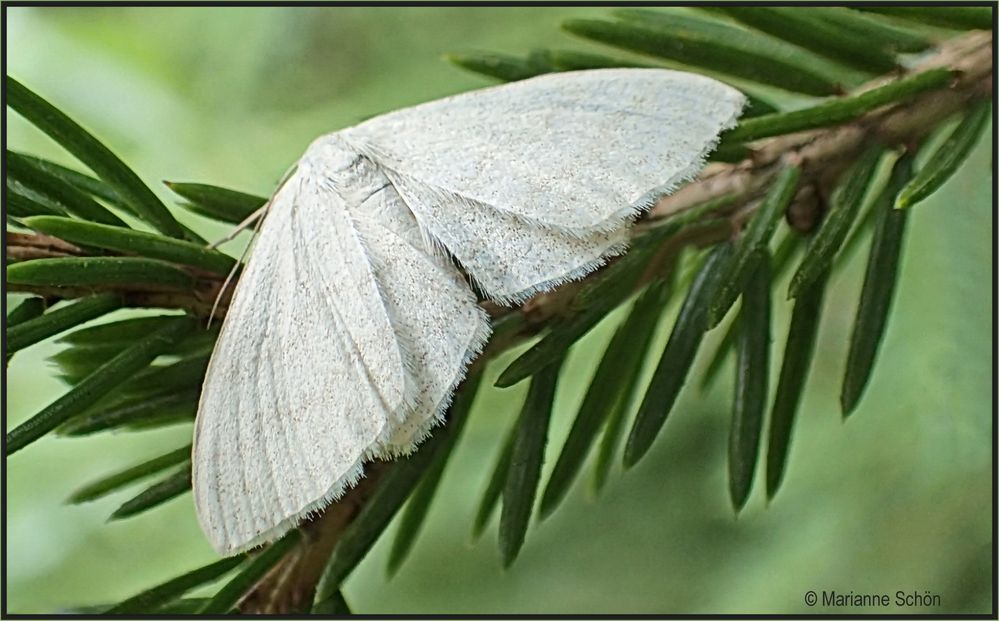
[{"x1": 5, "y1": 6, "x2": 993, "y2": 615}]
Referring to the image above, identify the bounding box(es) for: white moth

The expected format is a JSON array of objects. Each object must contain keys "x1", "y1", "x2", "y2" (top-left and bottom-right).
[{"x1": 193, "y1": 68, "x2": 745, "y2": 555}]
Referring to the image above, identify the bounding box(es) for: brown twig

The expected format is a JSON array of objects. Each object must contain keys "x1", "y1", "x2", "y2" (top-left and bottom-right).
[
  {"x1": 646, "y1": 31, "x2": 992, "y2": 224},
  {"x1": 237, "y1": 463, "x2": 389, "y2": 614}
]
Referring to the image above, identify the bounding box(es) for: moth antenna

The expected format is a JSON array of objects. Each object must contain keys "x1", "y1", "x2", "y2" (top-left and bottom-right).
[
  {"x1": 208, "y1": 165, "x2": 299, "y2": 250},
  {"x1": 207, "y1": 164, "x2": 298, "y2": 328},
  {"x1": 207, "y1": 200, "x2": 271, "y2": 329},
  {"x1": 207, "y1": 205, "x2": 268, "y2": 249}
]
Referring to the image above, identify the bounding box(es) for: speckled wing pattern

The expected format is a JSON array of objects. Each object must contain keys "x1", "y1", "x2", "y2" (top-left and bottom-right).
[
  {"x1": 194, "y1": 161, "x2": 487, "y2": 555},
  {"x1": 344, "y1": 68, "x2": 746, "y2": 302},
  {"x1": 194, "y1": 68, "x2": 744, "y2": 555}
]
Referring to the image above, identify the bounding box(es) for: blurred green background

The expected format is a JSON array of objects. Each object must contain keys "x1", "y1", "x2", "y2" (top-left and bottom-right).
[{"x1": 5, "y1": 7, "x2": 993, "y2": 614}]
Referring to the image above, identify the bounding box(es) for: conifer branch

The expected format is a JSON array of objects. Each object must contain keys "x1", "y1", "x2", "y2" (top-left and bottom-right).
[{"x1": 5, "y1": 24, "x2": 991, "y2": 614}]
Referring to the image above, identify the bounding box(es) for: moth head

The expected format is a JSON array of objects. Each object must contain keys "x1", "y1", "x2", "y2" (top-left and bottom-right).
[{"x1": 301, "y1": 134, "x2": 363, "y2": 176}]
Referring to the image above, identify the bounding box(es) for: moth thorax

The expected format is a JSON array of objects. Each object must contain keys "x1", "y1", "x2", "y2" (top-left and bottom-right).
[{"x1": 301, "y1": 133, "x2": 385, "y2": 201}]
